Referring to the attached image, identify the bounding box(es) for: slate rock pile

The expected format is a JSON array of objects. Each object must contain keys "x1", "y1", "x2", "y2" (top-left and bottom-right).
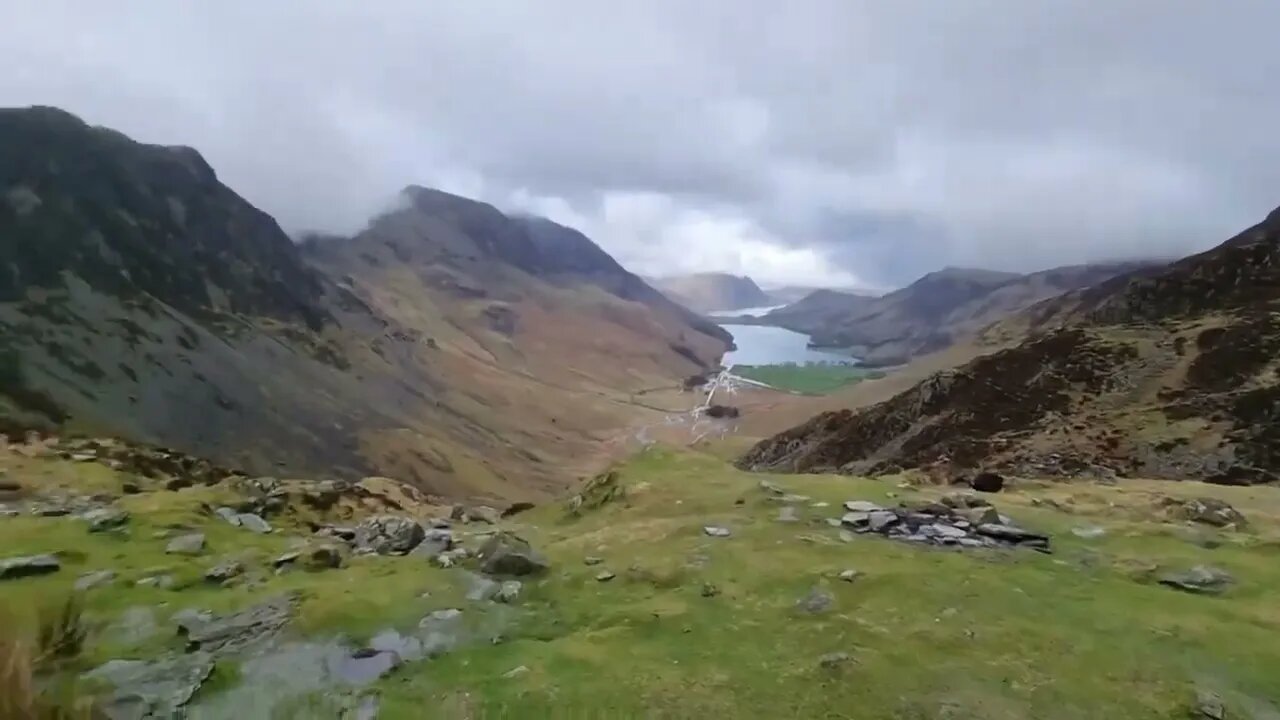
[{"x1": 836, "y1": 492, "x2": 1051, "y2": 553}]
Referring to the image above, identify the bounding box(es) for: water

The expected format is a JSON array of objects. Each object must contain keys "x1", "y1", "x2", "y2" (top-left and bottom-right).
[{"x1": 720, "y1": 324, "x2": 856, "y2": 366}]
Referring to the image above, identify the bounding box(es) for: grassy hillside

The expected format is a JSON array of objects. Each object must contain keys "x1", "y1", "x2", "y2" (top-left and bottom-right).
[
  {"x1": 5, "y1": 443, "x2": 1278, "y2": 717},
  {"x1": 734, "y1": 363, "x2": 885, "y2": 394}
]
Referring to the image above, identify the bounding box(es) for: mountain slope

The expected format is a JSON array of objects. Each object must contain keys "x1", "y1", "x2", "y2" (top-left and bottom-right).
[
  {"x1": 652, "y1": 272, "x2": 772, "y2": 313},
  {"x1": 761, "y1": 263, "x2": 1152, "y2": 365},
  {"x1": 740, "y1": 208, "x2": 1280, "y2": 485},
  {"x1": 0, "y1": 107, "x2": 727, "y2": 500}
]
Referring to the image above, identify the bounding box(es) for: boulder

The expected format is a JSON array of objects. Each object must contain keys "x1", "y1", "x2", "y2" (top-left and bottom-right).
[
  {"x1": 306, "y1": 545, "x2": 343, "y2": 570},
  {"x1": 181, "y1": 594, "x2": 294, "y2": 654},
  {"x1": 970, "y1": 472, "x2": 1005, "y2": 493},
  {"x1": 213, "y1": 507, "x2": 241, "y2": 526},
  {"x1": 958, "y1": 506, "x2": 1001, "y2": 526},
  {"x1": 777, "y1": 506, "x2": 800, "y2": 523},
  {"x1": 86, "y1": 507, "x2": 130, "y2": 533},
  {"x1": 843, "y1": 500, "x2": 883, "y2": 513},
  {"x1": 0, "y1": 554, "x2": 60, "y2": 580},
  {"x1": 166, "y1": 533, "x2": 206, "y2": 556},
  {"x1": 354, "y1": 515, "x2": 426, "y2": 555},
  {"x1": 595, "y1": 570, "x2": 616, "y2": 582},
  {"x1": 412, "y1": 528, "x2": 454, "y2": 558},
  {"x1": 1177, "y1": 498, "x2": 1246, "y2": 528},
  {"x1": 204, "y1": 560, "x2": 244, "y2": 584},
  {"x1": 75, "y1": 569, "x2": 117, "y2": 591},
  {"x1": 940, "y1": 492, "x2": 991, "y2": 509},
  {"x1": 1158, "y1": 565, "x2": 1234, "y2": 595},
  {"x1": 496, "y1": 580, "x2": 523, "y2": 603},
  {"x1": 703, "y1": 525, "x2": 732, "y2": 538},
  {"x1": 467, "y1": 505, "x2": 501, "y2": 525},
  {"x1": 236, "y1": 513, "x2": 272, "y2": 534},
  {"x1": 975, "y1": 523, "x2": 1050, "y2": 552},
  {"x1": 477, "y1": 532, "x2": 549, "y2": 576},
  {"x1": 85, "y1": 652, "x2": 215, "y2": 720}
]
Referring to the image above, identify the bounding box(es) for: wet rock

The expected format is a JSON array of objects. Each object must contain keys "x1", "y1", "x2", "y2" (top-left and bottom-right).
[
  {"x1": 478, "y1": 532, "x2": 549, "y2": 576},
  {"x1": 795, "y1": 587, "x2": 834, "y2": 614},
  {"x1": 703, "y1": 525, "x2": 732, "y2": 537},
  {"x1": 205, "y1": 560, "x2": 244, "y2": 584},
  {"x1": 75, "y1": 569, "x2": 116, "y2": 591},
  {"x1": 236, "y1": 513, "x2": 272, "y2": 534},
  {"x1": 970, "y1": 472, "x2": 1005, "y2": 493},
  {"x1": 166, "y1": 533, "x2": 206, "y2": 555},
  {"x1": 1176, "y1": 498, "x2": 1247, "y2": 528},
  {"x1": 0, "y1": 554, "x2": 60, "y2": 580},
  {"x1": 818, "y1": 651, "x2": 853, "y2": 669},
  {"x1": 1158, "y1": 565, "x2": 1234, "y2": 595},
  {"x1": 182, "y1": 594, "x2": 294, "y2": 654},
  {"x1": 85, "y1": 652, "x2": 215, "y2": 720},
  {"x1": 86, "y1": 507, "x2": 130, "y2": 532},
  {"x1": 355, "y1": 515, "x2": 425, "y2": 555},
  {"x1": 595, "y1": 570, "x2": 616, "y2": 582}
]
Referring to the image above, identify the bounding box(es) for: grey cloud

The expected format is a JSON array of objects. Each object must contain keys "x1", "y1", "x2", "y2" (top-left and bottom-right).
[{"x1": 2, "y1": 1, "x2": 1279, "y2": 287}]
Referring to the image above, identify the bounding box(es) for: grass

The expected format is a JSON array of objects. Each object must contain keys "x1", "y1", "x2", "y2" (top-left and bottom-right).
[
  {"x1": 733, "y1": 363, "x2": 885, "y2": 394},
  {"x1": 5, "y1": 447, "x2": 1280, "y2": 718}
]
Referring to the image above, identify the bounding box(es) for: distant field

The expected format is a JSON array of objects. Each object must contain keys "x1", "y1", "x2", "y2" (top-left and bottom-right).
[{"x1": 733, "y1": 363, "x2": 885, "y2": 394}]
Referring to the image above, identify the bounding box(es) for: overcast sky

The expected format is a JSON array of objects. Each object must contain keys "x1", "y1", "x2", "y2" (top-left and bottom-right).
[{"x1": 4, "y1": 1, "x2": 1280, "y2": 289}]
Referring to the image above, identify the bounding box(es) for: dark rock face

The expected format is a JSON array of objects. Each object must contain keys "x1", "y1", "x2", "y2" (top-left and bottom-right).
[
  {"x1": 970, "y1": 472, "x2": 1005, "y2": 493},
  {"x1": 0, "y1": 107, "x2": 329, "y2": 328}
]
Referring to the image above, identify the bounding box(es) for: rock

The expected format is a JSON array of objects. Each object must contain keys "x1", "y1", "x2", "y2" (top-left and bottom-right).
[
  {"x1": 940, "y1": 492, "x2": 991, "y2": 509},
  {"x1": 236, "y1": 513, "x2": 272, "y2": 534},
  {"x1": 306, "y1": 545, "x2": 343, "y2": 570},
  {"x1": 213, "y1": 506, "x2": 241, "y2": 526},
  {"x1": 759, "y1": 480, "x2": 785, "y2": 496},
  {"x1": 838, "y1": 530, "x2": 855, "y2": 543},
  {"x1": 1178, "y1": 498, "x2": 1247, "y2": 528},
  {"x1": 86, "y1": 507, "x2": 130, "y2": 532},
  {"x1": 0, "y1": 554, "x2": 60, "y2": 580},
  {"x1": 795, "y1": 587, "x2": 834, "y2": 614},
  {"x1": 503, "y1": 665, "x2": 530, "y2": 679},
  {"x1": 135, "y1": 574, "x2": 174, "y2": 589},
  {"x1": 272, "y1": 551, "x2": 302, "y2": 569},
  {"x1": 466, "y1": 575, "x2": 501, "y2": 601},
  {"x1": 1071, "y1": 525, "x2": 1107, "y2": 539},
  {"x1": 467, "y1": 505, "x2": 501, "y2": 525},
  {"x1": 975, "y1": 523, "x2": 1051, "y2": 552},
  {"x1": 818, "y1": 651, "x2": 853, "y2": 669},
  {"x1": 496, "y1": 580, "x2": 523, "y2": 603},
  {"x1": 700, "y1": 583, "x2": 720, "y2": 598},
  {"x1": 121, "y1": 480, "x2": 142, "y2": 495},
  {"x1": 435, "y1": 548, "x2": 469, "y2": 568},
  {"x1": 204, "y1": 560, "x2": 244, "y2": 584},
  {"x1": 703, "y1": 525, "x2": 732, "y2": 538},
  {"x1": 841, "y1": 511, "x2": 870, "y2": 528},
  {"x1": 970, "y1": 472, "x2": 1005, "y2": 493},
  {"x1": 584, "y1": 556, "x2": 604, "y2": 566},
  {"x1": 181, "y1": 594, "x2": 294, "y2": 654},
  {"x1": 595, "y1": 570, "x2": 616, "y2": 582},
  {"x1": 75, "y1": 569, "x2": 117, "y2": 591},
  {"x1": 868, "y1": 510, "x2": 900, "y2": 532},
  {"x1": 166, "y1": 533, "x2": 206, "y2": 555},
  {"x1": 0, "y1": 508, "x2": 18, "y2": 518},
  {"x1": 85, "y1": 652, "x2": 215, "y2": 719},
  {"x1": 929, "y1": 523, "x2": 968, "y2": 539},
  {"x1": 777, "y1": 506, "x2": 800, "y2": 523},
  {"x1": 1158, "y1": 565, "x2": 1234, "y2": 595},
  {"x1": 412, "y1": 528, "x2": 454, "y2": 557},
  {"x1": 35, "y1": 504, "x2": 72, "y2": 517},
  {"x1": 958, "y1": 506, "x2": 1001, "y2": 526},
  {"x1": 1193, "y1": 688, "x2": 1226, "y2": 720},
  {"x1": 478, "y1": 532, "x2": 549, "y2": 576},
  {"x1": 354, "y1": 515, "x2": 426, "y2": 555},
  {"x1": 171, "y1": 608, "x2": 214, "y2": 635},
  {"x1": 843, "y1": 500, "x2": 883, "y2": 513},
  {"x1": 838, "y1": 569, "x2": 860, "y2": 583}
]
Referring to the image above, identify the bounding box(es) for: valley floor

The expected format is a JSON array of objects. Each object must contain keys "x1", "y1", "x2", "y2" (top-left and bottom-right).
[{"x1": 3, "y1": 442, "x2": 1279, "y2": 718}]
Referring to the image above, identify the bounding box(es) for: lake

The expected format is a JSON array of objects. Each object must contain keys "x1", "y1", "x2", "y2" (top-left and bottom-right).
[{"x1": 719, "y1": 324, "x2": 857, "y2": 367}]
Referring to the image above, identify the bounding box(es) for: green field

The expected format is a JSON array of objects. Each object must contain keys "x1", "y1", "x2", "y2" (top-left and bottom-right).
[
  {"x1": 8, "y1": 447, "x2": 1280, "y2": 718},
  {"x1": 732, "y1": 363, "x2": 885, "y2": 394}
]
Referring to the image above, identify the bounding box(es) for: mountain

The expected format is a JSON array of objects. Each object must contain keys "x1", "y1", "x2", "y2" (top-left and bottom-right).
[
  {"x1": 0, "y1": 106, "x2": 728, "y2": 500},
  {"x1": 759, "y1": 263, "x2": 1153, "y2": 365},
  {"x1": 739, "y1": 207, "x2": 1280, "y2": 485},
  {"x1": 651, "y1": 272, "x2": 773, "y2": 313},
  {"x1": 765, "y1": 284, "x2": 844, "y2": 305}
]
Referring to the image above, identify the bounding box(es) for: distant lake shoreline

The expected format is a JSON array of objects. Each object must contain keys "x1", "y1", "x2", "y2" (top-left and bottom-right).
[{"x1": 717, "y1": 323, "x2": 859, "y2": 367}]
